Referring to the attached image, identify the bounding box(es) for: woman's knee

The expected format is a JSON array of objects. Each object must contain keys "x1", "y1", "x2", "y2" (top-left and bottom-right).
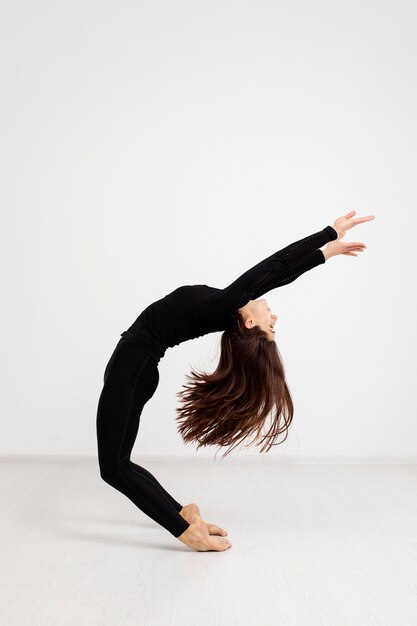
[{"x1": 99, "y1": 461, "x2": 122, "y2": 488}]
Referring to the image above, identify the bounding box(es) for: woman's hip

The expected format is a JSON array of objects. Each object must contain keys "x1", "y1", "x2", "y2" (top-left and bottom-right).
[
  {"x1": 103, "y1": 339, "x2": 158, "y2": 385},
  {"x1": 98, "y1": 340, "x2": 160, "y2": 417}
]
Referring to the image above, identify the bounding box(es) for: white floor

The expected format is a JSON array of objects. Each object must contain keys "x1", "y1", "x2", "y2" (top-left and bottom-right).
[{"x1": 1, "y1": 455, "x2": 417, "y2": 626}]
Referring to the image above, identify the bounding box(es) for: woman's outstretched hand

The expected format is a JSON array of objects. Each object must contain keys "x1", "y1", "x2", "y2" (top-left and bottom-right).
[
  {"x1": 323, "y1": 210, "x2": 375, "y2": 260},
  {"x1": 332, "y1": 210, "x2": 375, "y2": 238}
]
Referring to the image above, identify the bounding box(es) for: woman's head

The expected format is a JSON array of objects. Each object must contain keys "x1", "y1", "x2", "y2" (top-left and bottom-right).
[
  {"x1": 238, "y1": 298, "x2": 278, "y2": 341},
  {"x1": 175, "y1": 303, "x2": 293, "y2": 459}
]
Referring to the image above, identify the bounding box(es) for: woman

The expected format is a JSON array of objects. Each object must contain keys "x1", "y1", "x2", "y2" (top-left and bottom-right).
[{"x1": 96, "y1": 210, "x2": 374, "y2": 552}]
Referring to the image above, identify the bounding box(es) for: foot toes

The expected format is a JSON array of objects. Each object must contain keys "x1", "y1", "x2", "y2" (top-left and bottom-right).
[{"x1": 207, "y1": 523, "x2": 228, "y2": 536}]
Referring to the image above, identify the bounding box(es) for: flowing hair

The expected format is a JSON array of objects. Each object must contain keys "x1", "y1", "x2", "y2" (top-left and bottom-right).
[{"x1": 175, "y1": 310, "x2": 294, "y2": 459}]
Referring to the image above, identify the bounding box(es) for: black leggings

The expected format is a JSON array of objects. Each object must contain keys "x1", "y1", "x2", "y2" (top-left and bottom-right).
[{"x1": 96, "y1": 338, "x2": 191, "y2": 538}]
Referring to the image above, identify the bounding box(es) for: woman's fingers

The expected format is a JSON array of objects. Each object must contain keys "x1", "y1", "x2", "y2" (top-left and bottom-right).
[
  {"x1": 343, "y1": 210, "x2": 375, "y2": 222},
  {"x1": 343, "y1": 243, "x2": 366, "y2": 255},
  {"x1": 345, "y1": 241, "x2": 366, "y2": 246},
  {"x1": 353, "y1": 215, "x2": 375, "y2": 225},
  {"x1": 339, "y1": 241, "x2": 366, "y2": 255},
  {"x1": 336, "y1": 212, "x2": 375, "y2": 230}
]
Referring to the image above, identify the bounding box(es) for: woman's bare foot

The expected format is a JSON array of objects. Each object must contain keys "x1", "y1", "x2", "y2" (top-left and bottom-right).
[
  {"x1": 177, "y1": 518, "x2": 232, "y2": 552},
  {"x1": 179, "y1": 502, "x2": 228, "y2": 536}
]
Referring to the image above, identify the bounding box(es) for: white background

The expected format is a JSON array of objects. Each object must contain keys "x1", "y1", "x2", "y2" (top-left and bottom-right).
[{"x1": 1, "y1": 0, "x2": 415, "y2": 458}]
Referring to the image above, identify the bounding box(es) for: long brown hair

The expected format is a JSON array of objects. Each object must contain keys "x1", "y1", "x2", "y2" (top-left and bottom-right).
[{"x1": 175, "y1": 310, "x2": 294, "y2": 459}]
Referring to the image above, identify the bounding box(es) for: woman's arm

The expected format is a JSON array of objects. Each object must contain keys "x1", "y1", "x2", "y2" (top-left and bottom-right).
[
  {"x1": 268, "y1": 225, "x2": 338, "y2": 265},
  {"x1": 219, "y1": 225, "x2": 338, "y2": 310}
]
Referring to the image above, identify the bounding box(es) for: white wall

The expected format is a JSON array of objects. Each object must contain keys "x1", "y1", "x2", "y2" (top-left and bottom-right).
[{"x1": 1, "y1": 0, "x2": 416, "y2": 458}]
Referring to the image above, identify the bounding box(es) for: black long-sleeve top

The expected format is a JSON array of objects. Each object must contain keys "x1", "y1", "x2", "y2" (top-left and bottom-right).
[{"x1": 120, "y1": 225, "x2": 338, "y2": 363}]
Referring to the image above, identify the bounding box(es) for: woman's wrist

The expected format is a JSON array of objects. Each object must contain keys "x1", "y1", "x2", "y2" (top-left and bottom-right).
[
  {"x1": 322, "y1": 247, "x2": 333, "y2": 261},
  {"x1": 332, "y1": 224, "x2": 340, "y2": 238}
]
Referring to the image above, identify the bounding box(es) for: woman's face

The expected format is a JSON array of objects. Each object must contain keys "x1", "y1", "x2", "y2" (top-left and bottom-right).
[{"x1": 239, "y1": 299, "x2": 278, "y2": 341}]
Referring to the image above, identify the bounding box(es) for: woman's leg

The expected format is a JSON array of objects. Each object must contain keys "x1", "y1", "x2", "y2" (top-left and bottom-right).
[
  {"x1": 96, "y1": 342, "x2": 190, "y2": 538},
  {"x1": 128, "y1": 461, "x2": 184, "y2": 513}
]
